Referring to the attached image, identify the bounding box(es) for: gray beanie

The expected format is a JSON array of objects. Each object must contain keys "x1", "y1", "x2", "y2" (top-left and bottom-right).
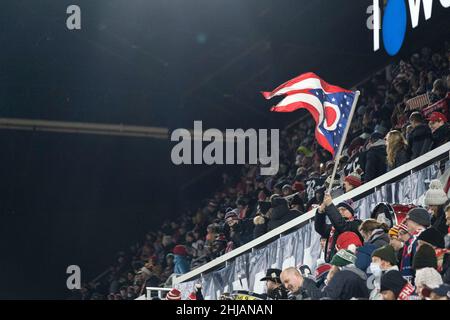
[{"x1": 405, "y1": 208, "x2": 431, "y2": 227}]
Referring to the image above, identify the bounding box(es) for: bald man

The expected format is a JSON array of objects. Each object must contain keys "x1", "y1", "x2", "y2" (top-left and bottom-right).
[{"x1": 280, "y1": 267, "x2": 322, "y2": 300}]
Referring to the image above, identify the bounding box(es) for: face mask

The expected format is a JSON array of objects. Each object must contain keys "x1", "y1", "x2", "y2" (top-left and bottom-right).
[{"x1": 370, "y1": 263, "x2": 382, "y2": 277}]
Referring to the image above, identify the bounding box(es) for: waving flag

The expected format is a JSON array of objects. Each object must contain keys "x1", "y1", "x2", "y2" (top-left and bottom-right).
[{"x1": 262, "y1": 72, "x2": 358, "y2": 156}]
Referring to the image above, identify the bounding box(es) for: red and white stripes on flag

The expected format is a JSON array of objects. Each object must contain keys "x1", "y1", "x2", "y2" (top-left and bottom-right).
[{"x1": 405, "y1": 93, "x2": 430, "y2": 111}]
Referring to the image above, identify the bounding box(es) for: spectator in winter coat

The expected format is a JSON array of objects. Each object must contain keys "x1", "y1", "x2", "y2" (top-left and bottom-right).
[
  {"x1": 369, "y1": 245, "x2": 400, "y2": 299},
  {"x1": 323, "y1": 249, "x2": 369, "y2": 300},
  {"x1": 407, "y1": 112, "x2": 433, "y2": 159},
  {"x1": 224, "y1": 210, "x2": 254, "y2": 248},
  {"x1": 343, "y1": 170, "x2": 362, "y2": 193},
  {"x1": 260, "y1": 268, "x2": 289, "y2": 300},
  {"x1": 412, "y1": 243, "x2": 438, "y2": 271},
  {"x1": 385, "y1": 130, "x2": 409, "y2": 171},
  {"x1": 358, "y1": 219, "x2": 390, "y2": 248},
  {"x1": 401, "y1": 208, "x2": 431, "y2": 283},
  {"x1": 267, "y1": 196, "x2": 298, "y2": 232},
  {"x1": 388, "y1": 223, "x2": 410, "y2": 266},
  {"x1": 315, "y1": 193, "x2": 363, "y2": 263},
  {"x1": 172, "y1": 245, "x2": 190, "y2": 275},
  {"x1": 427, "y1": 112, "x2": 450, "y2": 148},
  {"x1": 380, "y1": 270, "x2": 415, "y2": 300},
  {"x1": 280, "y1": 267, "x2": 322, "y2": 300},
  {"x1": 363, "y1": 132, "x2": 387, "y2": 182},
  {"x1": 424, "y1": 179, "x2": 449, "y2": 236},
  {"x1": 253, "y1": 213, "x2": 268, "y2": 239},
  {"x1": 415, "y1": 267, "x2": 444, "y2": 299}
]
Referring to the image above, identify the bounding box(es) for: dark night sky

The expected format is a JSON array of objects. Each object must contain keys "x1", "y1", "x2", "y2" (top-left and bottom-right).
[{"x1": 0, "y1": 0, "x2": 448, "y2": 298}]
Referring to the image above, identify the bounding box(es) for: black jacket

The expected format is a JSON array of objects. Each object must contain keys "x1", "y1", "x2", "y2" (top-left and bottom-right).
[
  {"x1": 407, "y1": 124, "x2": 433, "y2": 159},
  {"x1": 292, "y1": 277, "x2": 323, "y2": 300},
  {"x1": 314, "y1": 204, "x2": 363, "y2": 263},
  {"x1": 322, "y1": 266, "x2": 369, "y2": 300},
  {"x1": 229, "y1": 219, "x2": 254, "y2": 247},
  {"x1": 363, "y1": 140, "x2": 387, "y2": 182},
  {"x1": 432, "y1": 123, "x2": 450, "y2": 149},
  {"x1": 388, "y1": 148, "x2": 409, "y2": 171},
  {"x1": 252, "y1": 216, "x2": 268, "y2": 239},
  {"x1": 431, "y1": 206, "x2": 449, "y2": 237},
  {"x1": 267, "y1": 202, "x2": 298, "y2": 231}
]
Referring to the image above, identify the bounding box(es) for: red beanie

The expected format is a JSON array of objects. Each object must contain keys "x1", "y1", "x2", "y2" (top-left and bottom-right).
[
  {"x1": 336, "y1": 231, "x2": 363, "y2": 251},
  {"x1": 188, "y1": 292, "x2": 197, "y2": 300},
  {"x1": 344, "y1": 171, "x2": 362, "y2": 188},
  {"x1": 173, "y1": 245, "x2": 187, "y2": 256},
  {"x1": 165, "y1": 288, "x2": 182, "y2": 300}
]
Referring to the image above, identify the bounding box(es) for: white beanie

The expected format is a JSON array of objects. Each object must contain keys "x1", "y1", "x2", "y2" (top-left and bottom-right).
[
  {"x1": 424, "y1": 180, "x2": 448, "y2": 206},
  {"x1": 415, "y1": 267, "x2": 443, "y2": 289}
]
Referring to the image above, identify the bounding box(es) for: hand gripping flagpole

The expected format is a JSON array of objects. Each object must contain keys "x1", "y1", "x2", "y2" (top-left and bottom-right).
[{"x1": 327, "y1": 90, "x2": 360, "y2": 194}]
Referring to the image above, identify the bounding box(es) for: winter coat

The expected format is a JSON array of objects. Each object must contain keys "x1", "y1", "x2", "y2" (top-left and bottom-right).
[
  {"x1": 229, "y1": 219, "x2": 254, "y2": 247},
  {"x1": 355, "y1": 243, "x2": 378, "y2": 273},
  {"x1": 314, "y1": 204, "x2": 363, "y2": 263},
  {"x1": 174, "y1": 255, "x2": 190, "y2": 275},
  {"x1": 407, "y1": 124, "x2": 433, "y2": 159},
  {"x1": 431, "y1": 206, "x2": 449, "y2": 237},
  {"x1": 388, "y1": 148, "x2": 409, "y2": 171},
  {"x1": 432, "y1": 123, "x2": 450, "y2": 148},
  {"x1": 367, "y1": 229, "x2": 390, "y2": 248},
  {"x1": 322, "y1": 265, "x2": 369, "y2": 300},
  {"x1": 253, "y1": 215, "x2": 268, "y2": 239},
  {"x1": 292, "y1": 277, "x2": 323, "y2": 300},
  {"x1": 363, "y1": 140, "x2": 387, "y2": 182},
  {"x1": 267, "y1": 202, "x2": 298, "y2": 231}
]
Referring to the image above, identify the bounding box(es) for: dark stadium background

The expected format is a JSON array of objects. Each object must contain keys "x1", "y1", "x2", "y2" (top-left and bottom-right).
[{"x1": 0, "y1": 0, "x2": 448, "y2": 299}]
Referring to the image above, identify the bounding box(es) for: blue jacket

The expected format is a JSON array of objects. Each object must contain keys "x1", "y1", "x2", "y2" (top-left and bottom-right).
[
  {"x1": 355, "y1": 243, "x2": 378, "y2": 273},
  {"x1": 174, "y1": 255, "x2": 190, "y2": 275}
]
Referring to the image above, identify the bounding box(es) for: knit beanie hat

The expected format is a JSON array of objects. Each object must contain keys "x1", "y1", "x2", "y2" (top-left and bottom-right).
[
  {"x1": 388, "y1": 225, "x2": 400, "y2": 238},
  {"x1": 330, "y1": 249, "x2": 357, "y2": 267},
  {"x1": 344, "y1": 171, "x2": 362, "y2": 188},
  {"x1": 415, "y1": 267, "x2": 443, "y2": 289},
  {"x1": 173, "y1": 245, "x2": 187, "y2": 256},
  {"x1": 372, "y1": 245, "x2": 398, "y2": 266},
  {"x1": 405, "y1": 208, "x2": 431, "y2": 227},
  {"x1": 336, "y1": 201, "x2": 355, "y2": 216},
  {"x1": 165, "y1": 288, "x2": 182, "y2": 300},
  {"x1": 380, "y1": 270, "x2": 408, "y2": 298},
  {"x1": 412, "y1": 244, "x2": 438, "y2": 270},
  {"x1": 417, "y1": 227, "x2": 445, "y2": 249},
  {"x1": 336, "y1": 231, "x2": 363, "y2": 251},
  {"x1": 424, "y1": 180, "x2": 448, "y2": 206}
]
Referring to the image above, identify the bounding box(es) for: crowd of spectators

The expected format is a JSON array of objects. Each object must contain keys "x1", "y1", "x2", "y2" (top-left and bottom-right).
[{"x1": 74, "y1": 43, "x2": 450, "y2": 300}]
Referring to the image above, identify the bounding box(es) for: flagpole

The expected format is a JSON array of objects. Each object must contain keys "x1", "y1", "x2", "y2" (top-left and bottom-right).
[{"x1": 327, "y1": 90, "x2": 360, "y2": 194}]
